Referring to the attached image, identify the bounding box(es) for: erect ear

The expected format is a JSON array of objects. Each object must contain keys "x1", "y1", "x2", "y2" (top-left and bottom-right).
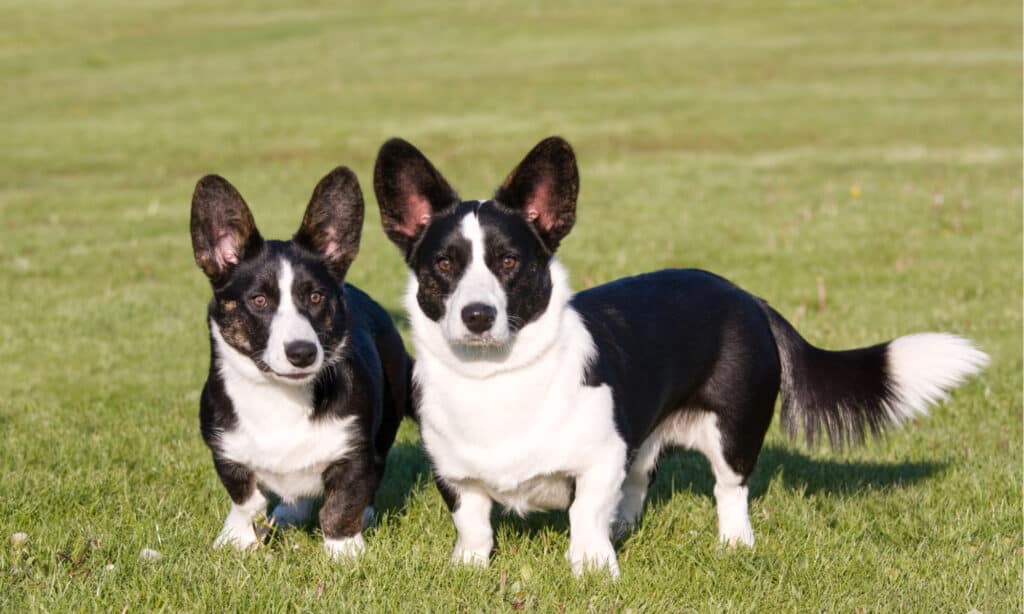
[
  {"x1": 373, "y1": 138, "x2": 459, "y2": 258},
  {"x1": 190, "y1": 174, "x2": 264, "y2": 285},
  {"x1": 294, "y1": 166, "x2": 364, "y2": 281},
  {"x1": 493, "y1": 136, "x2": 579, "y2": 253}
]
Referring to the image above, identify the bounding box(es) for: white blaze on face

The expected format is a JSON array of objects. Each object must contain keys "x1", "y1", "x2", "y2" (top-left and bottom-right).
[
  {"x1": 442, "y1": 211, "x2": 510, "y2": 345},
  {"x1": 264, "y1": 258, "x2": 323, "y2": 379}
]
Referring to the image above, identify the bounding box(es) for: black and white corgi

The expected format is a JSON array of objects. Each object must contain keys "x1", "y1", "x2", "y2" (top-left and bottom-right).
[
  {"x1": 372, "y1": 136, "x2": 988, "y2": 577},
  {"x1": 190, "y1": 167, "x2": 412, "y2": 560}
]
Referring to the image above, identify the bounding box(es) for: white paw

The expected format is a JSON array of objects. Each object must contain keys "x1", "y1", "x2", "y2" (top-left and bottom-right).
[
  {"x1": 451, "y1": 542, "x2": 490, "y2": 567},
  {"x1": 718, "y1": 523, "x2": 755, "y2": 548},
  {"x1": 566, "y1": 538, "x2": 620, "y2": 578},
  {"x1": 271, "y1": 499, "x2": 314, "y2": 528},
  {"x1": 213, "y1": 523, "x2": 259, "y2": 551},
  {"x1": 324, "y1": 534, "x2": 366, "y2": 561}
]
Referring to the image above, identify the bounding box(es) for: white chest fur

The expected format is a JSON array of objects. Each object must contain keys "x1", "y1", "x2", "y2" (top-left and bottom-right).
[
  {"x1": 409, "y1": 264, "x2": 621, "y2": 513},
  {"x1": 211, "y1": 322, "x2": 357, "y2": 503}
]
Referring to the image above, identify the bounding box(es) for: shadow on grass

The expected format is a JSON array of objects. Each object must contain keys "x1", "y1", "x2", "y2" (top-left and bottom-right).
[
  {"x1": 645, "y1": 445, "x2": 945, "y2": 506},
  {"x1": 373, "y1": 441, "x2": 945, "y2": 539}
]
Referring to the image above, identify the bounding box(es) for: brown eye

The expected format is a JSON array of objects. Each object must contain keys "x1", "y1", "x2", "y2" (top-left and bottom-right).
[
  {"x1": 251, "y1": 295, "x2": 267, "y2": 308},
  {"x1": 309, "y1": 291, "x2": 324, "y2": 305},
  {"x1": 501, "y1": 255, "x2": 518, "y2": 270},
  {"x1": 436, "y1": 256, "x2": 452, "y2": 273}
]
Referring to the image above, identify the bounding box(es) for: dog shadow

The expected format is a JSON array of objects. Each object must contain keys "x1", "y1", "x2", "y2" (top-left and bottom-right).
[
  {"x1": 645, "y1": 445, "x2": 944, "y2": 505},
  {"x1": 374, "y1": 441, "x2": 945, "y2": 539}
]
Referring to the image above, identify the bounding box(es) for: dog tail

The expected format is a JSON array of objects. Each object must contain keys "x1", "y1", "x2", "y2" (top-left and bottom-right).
[{"x1": 761, "y1": 304, "x2": 988, "y2": 448}]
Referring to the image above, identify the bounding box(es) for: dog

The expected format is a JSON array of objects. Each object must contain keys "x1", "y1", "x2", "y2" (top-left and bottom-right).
[
  {"x1": 372, "y1": 136, "x2": 988, "y2": 577},
  {"x1": 190, "y1": 167, "x2": 412, "y2": 560}
]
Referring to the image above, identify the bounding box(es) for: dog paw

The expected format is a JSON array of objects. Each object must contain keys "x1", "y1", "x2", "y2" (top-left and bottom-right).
[
  {"x1": 213, "y1": 524, "x2": 259, "y2": 551},
  {"x1": 324, "y1": 534, "x2": 366, "y2": 561},
  {"x1": 451, "y1": 543, "x2": 490, "y2": 568},
  {"x1": 566, "y1": 538, "x2": 620, "y2": 579},
  {"x1": 718, "y1": 524, "x2": 755, "y2": 548}
]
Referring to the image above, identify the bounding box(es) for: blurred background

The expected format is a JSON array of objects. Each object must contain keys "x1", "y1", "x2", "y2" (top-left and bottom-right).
[{"x1": 1, "y1": 1, "x2": 1020, "y2": 610}]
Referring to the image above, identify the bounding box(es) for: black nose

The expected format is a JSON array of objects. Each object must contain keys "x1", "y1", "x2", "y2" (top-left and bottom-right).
[
  {"x1": 461, "y1": 303, "x2": 497, "y2": 334},
  {"x1": 284, "y1": 340, "x2": 318, "y2": 368}
]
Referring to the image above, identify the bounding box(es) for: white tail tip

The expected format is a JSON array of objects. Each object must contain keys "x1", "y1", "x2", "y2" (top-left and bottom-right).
[{"x1": 886, "y1": 333, "x2": 989, "y2": 422}]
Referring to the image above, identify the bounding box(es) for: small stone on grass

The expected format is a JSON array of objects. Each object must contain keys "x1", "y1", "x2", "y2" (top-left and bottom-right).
[{"x1": 139, "y1": 548, "x2": 162, "y2": 561}]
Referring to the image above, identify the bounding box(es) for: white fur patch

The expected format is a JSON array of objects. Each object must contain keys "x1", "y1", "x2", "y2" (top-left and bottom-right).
[
  {"x1": 440, "y1": 212, "x2": 510, "y2": 345},
  {"x1": 213, "y1": 490, "x2": 267, "y2": 550},
  {"x1": 886, "y1": 333, "x2": 989, "y2": 422},
  {"x1": 211, "y1": 322, "x2": 357, "y2": 503},
  {"x1": 263, "y1": 259, "x2": 323, "y2": 380},
  {"x1": 410, "y1": 257, "x2": 626, "y2": 575},
  {"x1": 324, "y1": 534, "x2": 366, "y2": 561},
  {"x1": 620, "y1": 411, "x2": 754, "y2": 547}
]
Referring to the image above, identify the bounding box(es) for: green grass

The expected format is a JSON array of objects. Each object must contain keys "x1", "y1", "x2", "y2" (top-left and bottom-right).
[{"x1": 1, "y1": 0, "x2": 1020, "y2": 610}]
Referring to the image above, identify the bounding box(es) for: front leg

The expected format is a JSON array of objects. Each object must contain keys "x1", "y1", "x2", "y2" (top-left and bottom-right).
[
  {"x1": 319, "y1": 455, "x2": 378, "y2": 561},
  {"x1": 567, "y1": 454, "x2": 627, "y2": 578},
  {"x1": 445, "y1": 480, "x2": 493, "y2": 567},
  {"x1": 211, "y1": 457, "x2": 267, "y2": 550}
]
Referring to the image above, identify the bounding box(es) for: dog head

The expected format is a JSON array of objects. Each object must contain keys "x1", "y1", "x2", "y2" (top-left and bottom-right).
[
  {"x1": 190, "y1": 167, "x2": 364, "y2": 385},
  {"x1": 374, "y1": 137, "x2": 578, "y2": 350}
]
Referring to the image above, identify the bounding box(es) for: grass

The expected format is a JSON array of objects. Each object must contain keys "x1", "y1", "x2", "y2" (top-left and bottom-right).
[{"x1": 0, "y1": 0, "x2": 1020, "y2": 610}]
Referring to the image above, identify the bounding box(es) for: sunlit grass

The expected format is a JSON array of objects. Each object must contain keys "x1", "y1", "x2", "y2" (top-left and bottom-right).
[{"x1": 0, "y1": 0, "x2": 1020, "y2": 610}]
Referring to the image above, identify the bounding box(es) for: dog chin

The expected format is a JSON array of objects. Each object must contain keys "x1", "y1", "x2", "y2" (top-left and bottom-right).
[
  {"x1": 450, "y1": 334, "x2": 508, "y2": 349},
  {"x1": 266, "y1": 369, "x2": 319, "y2": 385}
]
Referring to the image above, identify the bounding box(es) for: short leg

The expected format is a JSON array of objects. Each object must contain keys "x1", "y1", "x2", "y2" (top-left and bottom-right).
[
  {"x1": 448, "y1": 481, "x2": 493, "y2": 567},
  {"x1": 692, "y1": 415, "x2": 756, "y2": 547},
  {"x1": 613, "y1": 436, "x2": 662, "y2": 539},
  {"x1": 613, "y1": 470, "x2": 650, "y2": 540},
  {"x1": 211, "y1": 458, "x2": 266, "y2": 550},
  {"x1": 713, "y1": 478, "x2": 753, "y2": 547},
  {"x1": 320, "y1": 456, "x2": 378, "y2": 561},
  {"x1": 567, "y1": 455, "x2": 627, "y2": 578},
  {"x1": 271, "y1": 498, "x2": 316, "y2": 528}
]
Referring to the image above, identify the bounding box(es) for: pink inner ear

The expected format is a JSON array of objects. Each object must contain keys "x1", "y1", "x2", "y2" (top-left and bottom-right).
[
  {"x1": 214, "y1": 232, "x2": 239, "y2": 269},
  {"x1": 392, "y1": 191, "x2": 433, "y2": 237},
  {"x1": 320, "y1": 227, "x2": 341, "y2": 261},
  {"x1": 525, "y1": 180, "x2": 555, "y2": 230}
]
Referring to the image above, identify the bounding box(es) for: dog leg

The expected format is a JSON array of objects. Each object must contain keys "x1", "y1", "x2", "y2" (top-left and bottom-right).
[
  {"x1": 450, "y1": 483, "x2": 493, "y2": 567},
  {"x1": 567, "y1": 457, "x2": 626, "y2": 578},
  {"x1": 613, "y1": 470, "x2": 650, "y2": 540},
  {"x1": 211, "y1": 459, "x2": 266, "y2": 550},
  {"x1": 214, "y1": 490, "x2": 267, "y2": 550},
  {"x1": 320, "y1": 456, "x2": 377, "y2": 561}
]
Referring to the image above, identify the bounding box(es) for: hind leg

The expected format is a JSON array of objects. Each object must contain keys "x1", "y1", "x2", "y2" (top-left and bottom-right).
[
  {"x1": 685, "y1": 412, "x2": 760, "y2": 547},
  {"x1": 710, "y1": 464, "x2": 754, "y2": 547}
]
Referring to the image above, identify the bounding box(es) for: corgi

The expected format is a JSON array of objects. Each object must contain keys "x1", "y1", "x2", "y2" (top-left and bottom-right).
[
  {"x1": 372, "y1": 136, "x2": 987, "y2": 577},
  {"x1": 190, "y1": 167, "x2": 412, "y2": 560}
]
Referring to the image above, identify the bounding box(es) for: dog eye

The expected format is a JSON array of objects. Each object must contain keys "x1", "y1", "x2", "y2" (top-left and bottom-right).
[
  {"x1": 436, "y1": 256, "x2": 452, "y2": 273},
  {"x1": 309, "y1": 291, "x2": 324, "y2": 305},
  {"x1": 501, "y1": 255, "x2": 518, "y2": 270},
  {"x1": 251, "y1": 294, "x2": 267, "y2": 308}
]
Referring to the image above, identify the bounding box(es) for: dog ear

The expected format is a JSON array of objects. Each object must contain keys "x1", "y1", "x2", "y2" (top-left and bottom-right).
[
  {"x1": 294, "y1": 166, "x2": 364, "y2": 281},
  {"x1": 494, "y1": 136, "x2": 579, "y2": 253},
  {"x1": 190, "y1": 175, "x2": 264, "y2": 285},
  {"x1": 373, "y1": 138, "x2": 459, "y2": 259}
]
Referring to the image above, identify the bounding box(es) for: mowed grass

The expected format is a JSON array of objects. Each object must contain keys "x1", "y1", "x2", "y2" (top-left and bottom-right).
[{"x1": 1, "y1": 0, "x2": 1020, "y2": 610}]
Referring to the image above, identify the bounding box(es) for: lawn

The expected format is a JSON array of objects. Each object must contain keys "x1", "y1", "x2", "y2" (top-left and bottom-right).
[{"x1": 1, "y1": 0, "x2": 1020, "y2": 611}]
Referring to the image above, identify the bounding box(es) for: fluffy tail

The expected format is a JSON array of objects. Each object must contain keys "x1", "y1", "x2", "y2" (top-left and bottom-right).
[{"x1": 762, "y1": 305, "x2": 989, "y2": 448}]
